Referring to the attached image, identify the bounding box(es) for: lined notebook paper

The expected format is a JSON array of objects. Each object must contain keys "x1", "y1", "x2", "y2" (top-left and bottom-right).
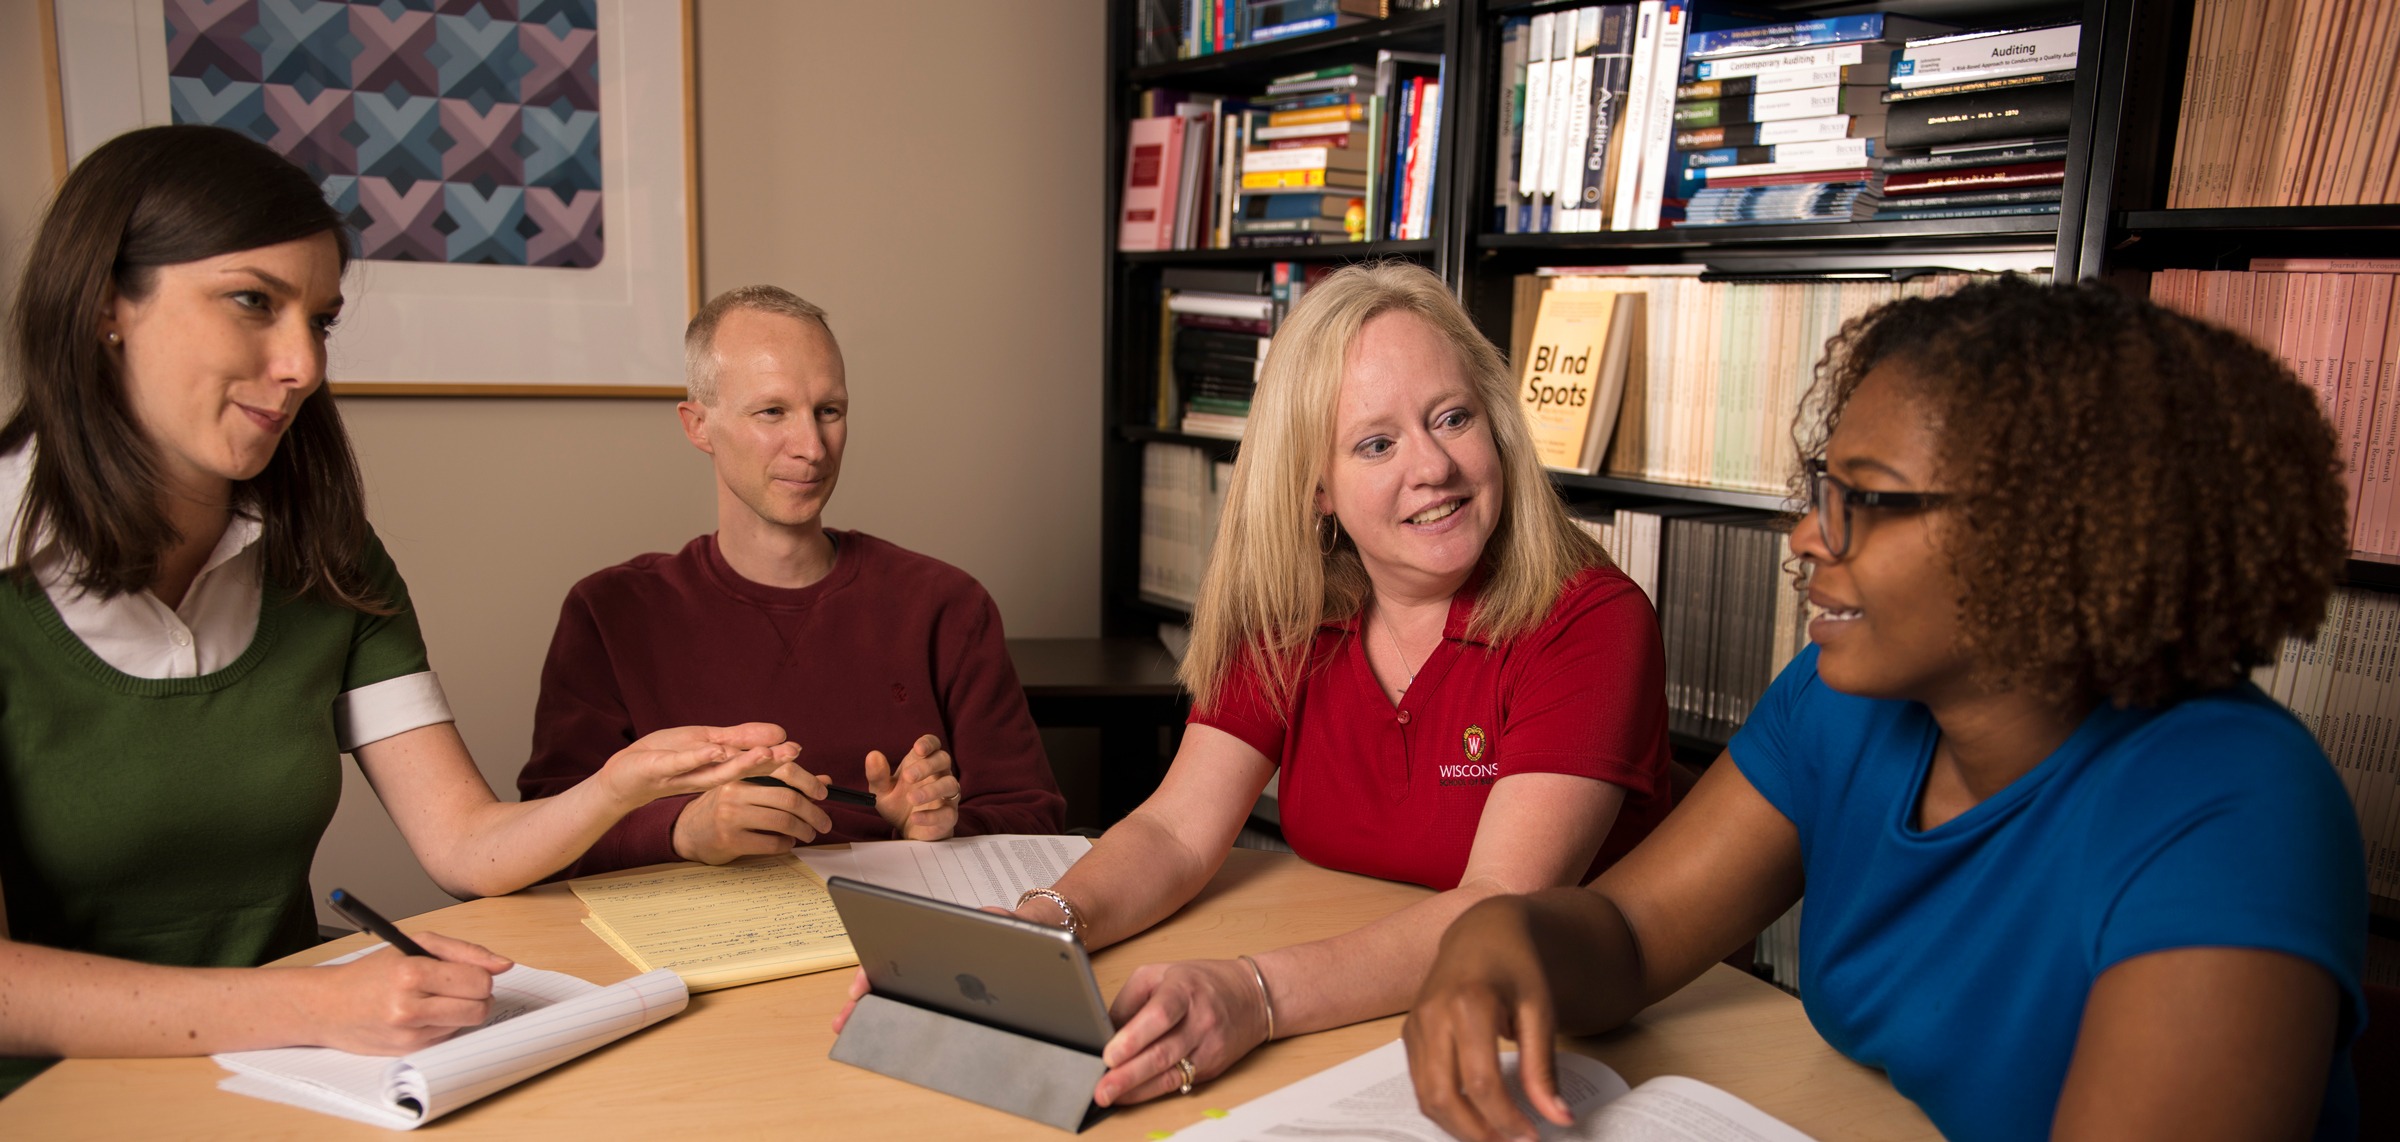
[
  {"x1": 571, "y1": 837, "x2": 1093, "y2": 991},
  {"x1": 570, "y1": 854, "x2": 858, "y2": 991},
  {"x1": 213, "y1": 948, "x2": 686, "y2": 1130}
]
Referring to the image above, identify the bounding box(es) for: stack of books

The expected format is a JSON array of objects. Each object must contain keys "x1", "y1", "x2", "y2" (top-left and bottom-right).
[
  {"x1": 1240, "y1": 67, "x2": 1373, "y2": 245},
  {"x1": 1872, "y1": 23, "x2": 2080, "y2": 221},
  {"x1": 1157, "y1": 264, "x2": 1328, "y2": 439},
  {"x1": 1236, "y1": 92, "x2": 1370, "y2": 246},
  {"x1": 1668, "y1": 13, "x2": 1952, "y2": 226}
]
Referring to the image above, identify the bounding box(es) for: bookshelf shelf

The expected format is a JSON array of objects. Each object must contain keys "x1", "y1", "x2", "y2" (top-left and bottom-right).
[
  {"x1": 1118, "y1": 425, "x2": 1243, "y2": 456},
  {"x1": 1120, "y1": 239, "x2": 1438, "y2": 265},
  {"x1": 1477, "y1": 216, "x2": 2064, "y2": 252},
  {"x1": 2116, "y1": 206, "x2": 2400, "y2": 233},
  {"x1": 1126, "y1": 9, "x2": 1447, "y2": 88},
  {"x1": 1550, "y1": 473, "x2": 1793, "y2": 513},
  {"x1": 1126, "y1": 593, "x2": 1195, "y2": 623},
  {"x1": 2344, "y1": 554, "x2": 2400, "y2": 593}
]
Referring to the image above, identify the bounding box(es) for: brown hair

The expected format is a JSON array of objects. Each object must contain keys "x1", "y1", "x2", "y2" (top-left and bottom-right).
[
  {"x1": 1183, "y1": 261, "x2": 1609, "y2": 713},
  {"x1": 1797, "y1": 274, "x2": 2349, "y2": 708},
  {"x1": 3, "y1": 124, "x2": 387, "y2": 612}
]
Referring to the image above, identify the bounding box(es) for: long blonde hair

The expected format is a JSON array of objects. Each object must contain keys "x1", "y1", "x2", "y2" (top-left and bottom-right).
[{"x1": 1182, "y1": 261, "x2": 1609, "y2": 713}]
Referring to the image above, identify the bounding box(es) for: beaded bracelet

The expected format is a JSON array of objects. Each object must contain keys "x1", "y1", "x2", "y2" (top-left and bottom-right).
[
  {"x1": 1238, "y1": 953, "x2": 1277, "y2": 1042},
  {"x1": 1015, "y1": 887, "x2": 1087, "y2": 942}
]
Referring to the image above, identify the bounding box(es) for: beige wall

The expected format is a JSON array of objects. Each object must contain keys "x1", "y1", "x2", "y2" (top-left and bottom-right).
[
  {"x1": 0, "y1": 0, "x2": 1104, "y2": 922},
  {"x1": 0, "y1": 1, "x2": 58, "y2": 321}
]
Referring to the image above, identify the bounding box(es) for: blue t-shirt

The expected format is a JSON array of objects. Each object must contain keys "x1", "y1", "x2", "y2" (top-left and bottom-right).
[{"x1": 1729, "y1": 646, "x2": 2365, "y2": 1142}]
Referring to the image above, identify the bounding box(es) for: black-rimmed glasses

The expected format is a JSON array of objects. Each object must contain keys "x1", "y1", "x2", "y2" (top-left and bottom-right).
[{"x1": 1805, "y1": 458, "x2": 1950, "y2": 560}]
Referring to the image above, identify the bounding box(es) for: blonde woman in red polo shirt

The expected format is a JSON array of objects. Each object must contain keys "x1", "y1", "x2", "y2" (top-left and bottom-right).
[{"x1": 883, "y1": 261, "x2": 1672, "y2": 1106}]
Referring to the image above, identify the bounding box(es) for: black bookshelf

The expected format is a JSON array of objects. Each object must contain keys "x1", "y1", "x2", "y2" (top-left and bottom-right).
[
  {"x1": 1120, "y1": 239, "x2": 1438, "y2": 265},
  {"x1": 1477, "y1": 216, "x2": 2065, "y2": 251},
  {"x1": 1550, "y1": 473, "x2": 1792, "y2": 513}
]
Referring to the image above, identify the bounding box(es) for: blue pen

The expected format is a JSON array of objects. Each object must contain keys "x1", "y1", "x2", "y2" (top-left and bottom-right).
[{"x1": 328, "y1": 888, "x2": 433, "y2": 958}]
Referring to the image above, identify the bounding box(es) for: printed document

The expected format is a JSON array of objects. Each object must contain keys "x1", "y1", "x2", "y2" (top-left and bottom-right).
[
  {"x1": 795, "y1": 833, "x2": 1092, "y2": 909},
  {"x1": 1165, "y1": 1039, "x2": 1817, "y2": 1142}
]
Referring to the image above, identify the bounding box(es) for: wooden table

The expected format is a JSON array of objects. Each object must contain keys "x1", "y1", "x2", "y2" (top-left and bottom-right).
[{"x1": 0, "y1": 851, "x2": 1934, "y2": 1140}]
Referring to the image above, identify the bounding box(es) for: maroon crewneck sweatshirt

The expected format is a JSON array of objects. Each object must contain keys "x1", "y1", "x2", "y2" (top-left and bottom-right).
[{"x1": 519, "y1": 530, "x2": 1065, "y2": 877}]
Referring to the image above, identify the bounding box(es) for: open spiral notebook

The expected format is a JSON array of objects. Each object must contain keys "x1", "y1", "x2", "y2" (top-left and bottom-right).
[{"x1": 211, "y1": 945, "x2": 687, "y2": 1130}]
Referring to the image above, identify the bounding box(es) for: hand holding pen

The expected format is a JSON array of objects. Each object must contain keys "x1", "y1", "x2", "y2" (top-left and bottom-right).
[{"x1": 307, "y1": 889, "x2": 513, "y2": 1055}]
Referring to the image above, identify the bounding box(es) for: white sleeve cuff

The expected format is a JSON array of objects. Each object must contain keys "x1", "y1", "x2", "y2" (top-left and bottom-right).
[{"x1": 334, "y1": 670, "x2": 456, "y2": 752}]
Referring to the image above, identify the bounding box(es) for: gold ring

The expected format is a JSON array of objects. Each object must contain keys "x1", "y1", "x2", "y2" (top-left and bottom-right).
[{"x1": 1176, "y1": 1056, "x2": 1196, "y2": 1096}]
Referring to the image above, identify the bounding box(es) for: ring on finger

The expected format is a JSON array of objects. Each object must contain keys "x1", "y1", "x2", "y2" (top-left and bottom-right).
[{"x1": 1176, "y1": 1056, "x2": 1197, "y2": 1096}]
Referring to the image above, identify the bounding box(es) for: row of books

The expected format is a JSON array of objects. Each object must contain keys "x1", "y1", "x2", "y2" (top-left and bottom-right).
[
  {"x1": 1153, "y1": 263, "x2": 1331, "y2": 439},
  {"x1": 2166, "y1": 0, "x2": 2400, "y2": 209},
  {"x1": 1681, "y1": 17, "x2": 2078, "y2": 226},
  {"x1": 1132, "y1": 0, "x2": 1434, "y2": 65},
  {"x1": 1117, "y1": 52, "x2": 1444, "y2": 251},
  {"x1": 1139, "y1": 442, "x2": 1234, "y2": 608},
  {"x1": 1488, "y1": 8, "x2": 2079, "y2": 232},
  {"x1": 2257, "y1": 586, "x2": 2400, "y2": 901},
  {"x1": 1577, "y1": 506, "x2": 1807, "y2": 744},
  {"x1": 1510, "y1": 268, "x2": 1988, "y2": 489},
  {"x1": 2147, "y1": 263, "x2": 2400, "y2": 557}
]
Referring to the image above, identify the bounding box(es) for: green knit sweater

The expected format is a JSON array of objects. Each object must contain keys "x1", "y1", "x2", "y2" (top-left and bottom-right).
[{"x1": 0, "y1": 537, "x2": 431, "y2": 1096}]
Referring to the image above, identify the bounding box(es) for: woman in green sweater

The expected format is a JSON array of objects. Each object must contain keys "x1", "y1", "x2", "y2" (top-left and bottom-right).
[{"x1": 0, "y1": 125, "x2": 807, "y2": 1096}]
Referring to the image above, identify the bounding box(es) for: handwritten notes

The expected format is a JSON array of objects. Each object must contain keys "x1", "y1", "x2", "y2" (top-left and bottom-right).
[{"x1": 570, "y1": 855, "x2": 857, "y2": 991}]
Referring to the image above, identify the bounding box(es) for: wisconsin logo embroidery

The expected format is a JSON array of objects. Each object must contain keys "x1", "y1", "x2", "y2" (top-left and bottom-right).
[{"x1": 1439, "y1": 725, "x2": 1497, "y2": 786}]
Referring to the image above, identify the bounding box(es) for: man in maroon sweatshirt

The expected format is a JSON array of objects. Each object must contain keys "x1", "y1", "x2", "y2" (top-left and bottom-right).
[{"x1": 518, "y1": 286, "x2": 1065, "y2": 877}]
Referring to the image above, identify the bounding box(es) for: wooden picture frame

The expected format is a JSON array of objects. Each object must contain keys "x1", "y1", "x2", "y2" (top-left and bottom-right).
[{"x1": 46, "y1": 0, "x2": 699, "y2": 398}]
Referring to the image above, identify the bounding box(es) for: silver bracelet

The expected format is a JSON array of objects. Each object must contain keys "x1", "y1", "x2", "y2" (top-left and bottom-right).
[
  {"x1": 1238, "y1": 954, "x2": 1276, "y2": 1042},
  {"x1": 1016, "y1": 887, "x2": 1087, "y2": 942}
]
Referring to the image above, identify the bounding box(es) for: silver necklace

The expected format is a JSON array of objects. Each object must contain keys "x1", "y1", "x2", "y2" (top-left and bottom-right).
[{"x1": 1374, "y1": 600, "x2": 1433, "y2": 693}]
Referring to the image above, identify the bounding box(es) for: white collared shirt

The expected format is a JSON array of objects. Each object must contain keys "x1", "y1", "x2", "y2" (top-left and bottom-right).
[{"x1": 0, "y1": 442, "x2": 452, "y2": 751}]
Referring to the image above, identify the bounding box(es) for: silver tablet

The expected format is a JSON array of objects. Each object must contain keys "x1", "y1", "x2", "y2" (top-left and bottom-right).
[{"x1": 826, "y1": 877, "x2": 1117, "y2": 1054}]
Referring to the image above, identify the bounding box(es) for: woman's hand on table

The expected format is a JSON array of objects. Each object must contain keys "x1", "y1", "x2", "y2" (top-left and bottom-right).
[
  {"x1": 865, "y1": 734, "x2": 961, "y2": 840},
  {"x1": 285, "y1": 932, "x2": 514, "y2": 1055},
  {"x1": 1094, "y1": 958, "x2": 1270, "y2": 1107},
  {"x1": 1402, "y1": 896, "x2": 1574, "y2": 1142},
  {"x1": 595, "y1": 722, "x2": 801, "y2": 810}
]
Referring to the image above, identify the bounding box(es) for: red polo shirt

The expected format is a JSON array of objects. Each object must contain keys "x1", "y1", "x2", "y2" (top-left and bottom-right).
[{"x1": 1192, "y1": 566, "x2": 1672, "y2": 890}]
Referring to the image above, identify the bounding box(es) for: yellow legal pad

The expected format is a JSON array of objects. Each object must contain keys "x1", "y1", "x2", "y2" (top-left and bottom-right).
[{"x1": 568, "y1": 854, "x2": 858, "y2": 991}]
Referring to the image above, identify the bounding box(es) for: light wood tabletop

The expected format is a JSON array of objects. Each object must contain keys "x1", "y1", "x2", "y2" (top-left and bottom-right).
[{"x1": 0, "y1": 849, "x2": 1934, "y2": 1140}]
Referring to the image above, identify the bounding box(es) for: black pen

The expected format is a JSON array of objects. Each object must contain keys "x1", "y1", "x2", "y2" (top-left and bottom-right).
[
  {"x1": 743, "y1": 775, "x2": 880, "y2": 807},
  {"x1": 328, "y1": 887, "x2": 433, "y2": 958}
]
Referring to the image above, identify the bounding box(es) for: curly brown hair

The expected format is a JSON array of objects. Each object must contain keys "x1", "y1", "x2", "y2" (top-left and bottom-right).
[{"x1": 1796, "y1": 274, "x2": 2349, "y2": 709}]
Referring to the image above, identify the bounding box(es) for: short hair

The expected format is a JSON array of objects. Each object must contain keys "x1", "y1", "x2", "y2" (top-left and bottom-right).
[
  {"x1": 3, "y1": 124, "x2": 388, "y2": 613},
  {"x1": 683, "y1": 285, "x2": 832, "y2": 403},
  {"x1": 1182, "y1": 261, "x2": 1610, "y2": 714},
  {"x1": 1798, "y1": 274, "x2": 2348, "y2": 708}
]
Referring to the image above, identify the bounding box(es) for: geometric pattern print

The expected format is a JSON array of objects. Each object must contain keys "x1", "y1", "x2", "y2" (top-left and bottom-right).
[{"x1": 166, "y1": 0, "x2": 604, "y2": 267}]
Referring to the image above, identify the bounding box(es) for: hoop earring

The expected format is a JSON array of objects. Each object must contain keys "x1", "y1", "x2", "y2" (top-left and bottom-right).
[{"x1": 1318, "y1": 513, "x2": 1340, "y2": 556}]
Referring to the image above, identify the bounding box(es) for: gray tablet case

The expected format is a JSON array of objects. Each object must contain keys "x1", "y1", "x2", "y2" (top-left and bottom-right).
[{"x1": 825, "y1": 877, "x2": 1115, "y2": 1132}]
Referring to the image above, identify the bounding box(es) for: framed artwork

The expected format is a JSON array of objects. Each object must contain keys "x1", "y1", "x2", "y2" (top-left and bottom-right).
[{"x1": 46, "y1": 0, "x2": 698, "y2": 397}]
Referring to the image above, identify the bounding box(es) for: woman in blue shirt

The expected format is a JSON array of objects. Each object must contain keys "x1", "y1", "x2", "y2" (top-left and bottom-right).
[{"x1": 1403, "y1": 276, "x2": 2365, "y2": 1142}]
